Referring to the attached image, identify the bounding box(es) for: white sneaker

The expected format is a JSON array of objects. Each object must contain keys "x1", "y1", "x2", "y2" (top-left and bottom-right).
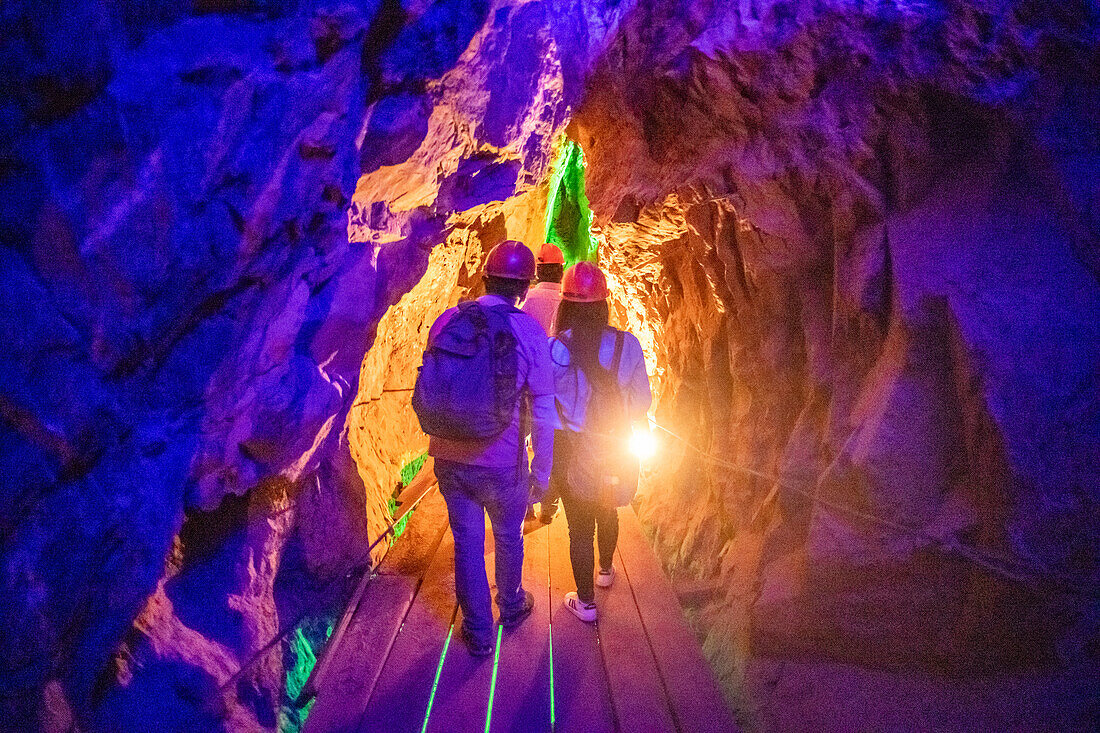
[
  {"x1": 564, "y1": 592, "x2": 597, "y2": 622},
  {"x1": 596, "y1": 566, "x2": 615, "y2": 588}
]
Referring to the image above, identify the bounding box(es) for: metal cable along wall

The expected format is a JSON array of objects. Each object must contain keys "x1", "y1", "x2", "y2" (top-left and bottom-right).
[
  {"x1": 233, "y1": 389, "x2": 1092, "y2": 704},
  {"x1": 359, "y1": 385, "x2": 1087, "y2": 597},
  {"x1": 644, "y1": 416, "x2": 1092, "y2": 599},
  {"x1": 220, "y1": 464, "x2": 439, "y2": 698}
]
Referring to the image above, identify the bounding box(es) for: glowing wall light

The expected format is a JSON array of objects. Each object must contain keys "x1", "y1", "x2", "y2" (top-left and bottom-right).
[{"x1": 629, "y1": 425, "x2": 658, "y2": 461}]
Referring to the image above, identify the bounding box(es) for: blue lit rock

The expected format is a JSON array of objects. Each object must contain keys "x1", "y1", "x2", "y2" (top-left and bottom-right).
[{"x1": 0, "y1": 0, "x2": 610, "y2": 728}]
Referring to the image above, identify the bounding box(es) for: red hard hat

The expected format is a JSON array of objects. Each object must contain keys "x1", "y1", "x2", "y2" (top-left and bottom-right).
[
  {"x1": 537, "y1": 243, "x2": 565, "y2": 265},
  {"x1": 486, "y1": 240, "x2": 535, "y2": 280},
  {"x1": 561, "y1": 261, "x2": 609, "y2": 302}
]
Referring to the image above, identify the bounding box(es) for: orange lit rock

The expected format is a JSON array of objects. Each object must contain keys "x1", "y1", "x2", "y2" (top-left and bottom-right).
[{"x1": 574, "y1": 1, "x2": 1099, "y2": 727}]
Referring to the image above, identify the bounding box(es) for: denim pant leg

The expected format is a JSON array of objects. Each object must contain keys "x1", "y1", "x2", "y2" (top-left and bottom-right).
[
  {"x1": 484, "y1": 467, "x2": 528, "y2": 615},
  {"x1": 436, "y1": 463, "x2": 493, "y2": 644}
]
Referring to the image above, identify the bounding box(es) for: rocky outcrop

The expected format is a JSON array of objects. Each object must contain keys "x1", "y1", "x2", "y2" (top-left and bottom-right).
[
  {"x1": 1, "y1": 2, "x2": 376, "y2": 726},
  {"x1": 0, "y1": 0, "x2": 646, "y2": 728},
  {"x1": 576, "y1": 0, "x2": 1100, "y2": 726}
]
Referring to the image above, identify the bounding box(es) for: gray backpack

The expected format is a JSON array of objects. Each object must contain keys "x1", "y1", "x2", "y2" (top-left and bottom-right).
[{"x1": 412, "y1": 301, "x2": 520, "y2": 440}]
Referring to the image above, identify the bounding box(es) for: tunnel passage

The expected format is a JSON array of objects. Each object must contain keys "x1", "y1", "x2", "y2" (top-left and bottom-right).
[
  {"x1": 346, "y1": 122, "x2": 1099, "y2": 733},
  {"x1": 341, "y1": 6, "x2": 1100, "y2": 729},
  {"x1": 4, "y1": 1, "x2": 1098, "y2": 731}
]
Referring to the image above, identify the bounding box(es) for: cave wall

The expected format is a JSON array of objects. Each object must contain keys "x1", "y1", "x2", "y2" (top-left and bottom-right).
[
  {"x1": 2, "y1": 0, "x2": 1098, "y2": 730},
  {"x1": 573, "y1": 0, "x2": 1100, "y2": 721},
  {"x1": 2, "y1": 3, "x2": 377, "y2": 727},
  {"x1": 0, "y1": 0, "x2": 623, "y2": 728}
]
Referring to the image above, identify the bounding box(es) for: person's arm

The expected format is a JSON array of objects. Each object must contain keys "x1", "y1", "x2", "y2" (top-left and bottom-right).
[
  {"x1": 623, "y1": 334, "x2": 653, "y2": 420},
  {"x1": 548, "y1": 337, "x2": 568, "y2": 431},
  {"x1": 525, "y1": 327, "x2": 557, "y2": 490}
]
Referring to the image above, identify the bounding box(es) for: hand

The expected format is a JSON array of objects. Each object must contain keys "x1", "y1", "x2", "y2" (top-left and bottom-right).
[{"x1": 528, "y1": 476, "x2": 549, "y2": 504}]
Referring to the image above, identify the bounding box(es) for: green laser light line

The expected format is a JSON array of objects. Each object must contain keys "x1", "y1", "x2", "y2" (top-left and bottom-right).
[
  {"x1": 483, "y1": 625, "x2": 504, "y2": 733},
  {"x1": 421, "y1": 624, "x2": 454, "y2": 733}
]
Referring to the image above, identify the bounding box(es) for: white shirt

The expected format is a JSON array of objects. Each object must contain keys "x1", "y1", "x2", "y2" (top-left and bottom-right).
[
  {"x1": 520, "y1": 281, "x2": 562, "y2": 336},
  {"x1": 550, "y1": 327, "x2": 652, "y2": 432}
]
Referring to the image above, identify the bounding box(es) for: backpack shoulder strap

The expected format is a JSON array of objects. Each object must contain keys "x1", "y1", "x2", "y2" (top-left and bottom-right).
[
  {"x1": 610, "y1": 329, "x2": 626, "y2": 381},
  {"x1": 485, "y1": 302, "x2": 523, "y2": 335},
  {"x1": 456, "y1": 299, "x2": 489, "y2": 326},
  {"x1": 549, "y1": 336, "x2": 570, "y2": 368}
]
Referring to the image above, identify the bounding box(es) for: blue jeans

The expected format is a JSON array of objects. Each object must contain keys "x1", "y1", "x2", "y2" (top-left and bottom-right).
[{"x1": 435, "y1": 459, "x2": 528, "y2": 645}]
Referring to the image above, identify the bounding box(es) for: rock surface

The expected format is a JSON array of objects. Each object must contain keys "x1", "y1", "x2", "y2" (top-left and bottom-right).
[
  {"x1": 0, "y1": 0, "x2": 634, "y2": 728},
  {"x1": 577, "y1": 0, "x2": 1100, "y2": 726},
  {"x1": 1, "y1": 0, "x2": 1098, "y2": 730}
]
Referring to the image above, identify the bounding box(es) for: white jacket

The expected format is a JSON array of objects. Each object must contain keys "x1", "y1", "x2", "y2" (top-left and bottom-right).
[
  {"x1": 550, "y1": 327, "x2": 652, "y2": 432},
  {"x1": 520, "y1": 281, "x2": 562, "y2": 336}
]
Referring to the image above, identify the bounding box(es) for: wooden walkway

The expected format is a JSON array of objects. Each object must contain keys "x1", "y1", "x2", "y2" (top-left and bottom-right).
[{"x1": 305, "y1": 481, "x2": 738, "y2": 733}]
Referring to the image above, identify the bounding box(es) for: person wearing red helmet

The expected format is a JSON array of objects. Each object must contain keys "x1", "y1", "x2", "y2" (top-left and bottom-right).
[
  {"x1": 520, "y1": 243, "x2": 566, "y2": 337},
  {"x1": 519, "y1": 243, "x2": 567, "y2": 522},
  {"x1": 419, "y1": 240, "x2": 556, "y2": 656},
  {"x1": 549, "y1": 261, "x2": 652, "y2": 623}
]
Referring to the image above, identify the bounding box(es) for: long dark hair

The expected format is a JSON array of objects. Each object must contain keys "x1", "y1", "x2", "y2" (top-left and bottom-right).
[{"x1": 556, "y1": 299, "x2": 610, "y2": 380}]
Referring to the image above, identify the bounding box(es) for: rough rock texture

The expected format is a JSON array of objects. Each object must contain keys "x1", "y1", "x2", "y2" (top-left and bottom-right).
[
  {"x1": 2, "y1": 0, "x2": 1098, "y2": 730},
  {"x1": 577, "y1": 0, "x2": 1100, "y2": 727},
  {"x1": 1, "y1": 2, "x2": 378, "y2": 727},
  {"x1": 0, "y1": 0, "x2": 602, "y2": 729}
]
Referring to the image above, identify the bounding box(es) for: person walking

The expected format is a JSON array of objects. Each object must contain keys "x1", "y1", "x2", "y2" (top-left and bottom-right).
[
  {"x1": 521, "y1": 243, "x2": 566, "y2": 336},
  {"x1": 520, "y1": 242, "x2": 566, "y2": 523},
  {"x1": 549, "y1": 262, "x2": 652, "y2": 622},
  {"x1": 413, "y1": 240, "x2": 556, "y2": 656}
]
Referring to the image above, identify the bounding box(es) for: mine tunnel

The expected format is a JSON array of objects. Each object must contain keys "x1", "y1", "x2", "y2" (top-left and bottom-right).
[{"x1": 1, "y1": 1, "x2": 1099, "y2": 732}]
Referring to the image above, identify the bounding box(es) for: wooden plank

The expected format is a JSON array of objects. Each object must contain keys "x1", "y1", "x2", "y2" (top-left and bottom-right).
[
  {"x1": 425, "y1": 514, "x2": 500, "y2": 733},
  {"x1": 421, "y1": 606, "x2": 494, "y2": 733},
  {"x1": 304, "y1": 574, "x2": 417, "y2": 733},
  {"x1": 597, "y1": 516, "x2": 677, "y2": 733},
  {"x1": 489, "y1": 522, "x2": 552, "y2": 733},
  {"x1": 616, "y1": 509, "x2": 740, "y2": 732},
  {"x1": 360, "y1": 529, "x2": 458, "y2": 732},
  {"x1": 307, "y1": 487, "x2": 450, "y2": 733},
  {"x1": 547, "y1": 514, "x2": 615, "y2": 733}
]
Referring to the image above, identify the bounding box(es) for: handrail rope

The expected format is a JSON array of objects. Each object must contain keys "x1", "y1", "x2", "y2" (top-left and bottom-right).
[
  {"x1": 218, "y1": 470, "x2": 437, "y2": 694},
  {"x1": 530, "y1": 410, "x2": 1055, "y2": 589},
  {"x1": 351, "y1": 386, "x2": 416, "y2": 409},
  {"x1": 361, "y1": 388, "x2": 1083, "y2": 595},
  {"x1": 642, "y1": 416, "x2": 1095, "y2": 598},
  {"x1": 296, "y1": 464, "x2": 438, "y2": 704}
]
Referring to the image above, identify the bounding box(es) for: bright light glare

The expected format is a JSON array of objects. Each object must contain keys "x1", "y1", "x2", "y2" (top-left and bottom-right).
[{"x1": 629, "y1": 427, "x2": 658, "y2": 460}]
